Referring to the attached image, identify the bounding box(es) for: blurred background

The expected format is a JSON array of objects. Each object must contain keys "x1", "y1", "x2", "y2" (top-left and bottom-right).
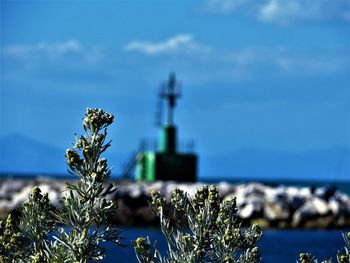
[
  {"x1": 1, "y1": 0, "x2": 349, "y2": 181},
  {"x1": 1, "y1": 1, "x2": 349, "y2": 262}
]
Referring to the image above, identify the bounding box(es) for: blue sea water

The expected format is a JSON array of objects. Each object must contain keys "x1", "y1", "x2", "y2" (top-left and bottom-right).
[{"x1": 101, "y1": 228, "x2": 348, "y2": 263}]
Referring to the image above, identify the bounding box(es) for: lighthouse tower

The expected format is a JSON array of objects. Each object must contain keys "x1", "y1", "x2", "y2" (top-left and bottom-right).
[{"x1": 135, "y1": 73, "x2": 197, "y2": 182}]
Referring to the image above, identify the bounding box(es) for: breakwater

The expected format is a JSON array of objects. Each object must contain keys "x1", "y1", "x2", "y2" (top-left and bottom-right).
[{"x1": 1, "y1": 178, "x2": 349, "y2": 229}]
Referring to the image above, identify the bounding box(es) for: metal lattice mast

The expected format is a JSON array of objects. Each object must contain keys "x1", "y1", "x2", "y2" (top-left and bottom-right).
[{"x1": 160, "y1": 72, "x2": 181, "y2": 126}]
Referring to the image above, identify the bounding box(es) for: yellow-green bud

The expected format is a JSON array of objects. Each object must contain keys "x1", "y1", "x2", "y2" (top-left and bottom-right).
[
  {"x1": 5, "y1": 215, "x2": 13, "y2": 228},
  {"x1": 134, "y1": 237, "x2": 150, "y2": 251},
  {"x1": 339, "y1": 255, "x2": 349, "y2": 263},
  {"x1": 182, "y1": 234, "x2": 192, "y2": 243},
  {"x1": 4, "y1": 229, "x2": 11, "y2": 237}
]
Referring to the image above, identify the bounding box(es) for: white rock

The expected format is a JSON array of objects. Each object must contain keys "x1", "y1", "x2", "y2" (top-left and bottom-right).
[
  {"x1": 292, "y1": 197, "x2": 331, "y2": 227},
  {"x1": 10, "y1": 185, "x2": 32, "y2": 207},
  {"x1": 239, "y1": 203, "x2": 255, "y2": 219},
  {"x1": 328, "y1": 198, "x2": 340, "y2": 215},
  {"x1": 217, "y1": 181, "x2": 235, "y2": 197},
  {"x1": 264, "y1": 201, "x2": 290, "y2": 220},
  {"x1": 239, "y1": 201, "x2": 263, "y2": 219},
  {"x1": 312, "y1": 197, "x2": 329, "y2": 215}
]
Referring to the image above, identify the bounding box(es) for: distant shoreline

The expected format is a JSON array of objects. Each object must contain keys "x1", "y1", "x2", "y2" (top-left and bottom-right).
[{"x1": 1, "y1": 172, "x2": 350, "y2": 183}]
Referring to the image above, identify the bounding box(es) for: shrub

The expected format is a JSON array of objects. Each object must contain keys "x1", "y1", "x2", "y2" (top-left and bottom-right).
[
  {"x1": 298, "y1": 231, "x2": 350, "y2": 263},
  {"x1": 134, "y1": 186, "x2": 262, "y2": 263},
  {"x1": 0, "y1": 108, "x2": 121, "y2": 263}
]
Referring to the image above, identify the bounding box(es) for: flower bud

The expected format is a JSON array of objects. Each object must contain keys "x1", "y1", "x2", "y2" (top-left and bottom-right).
[
  {"x1": 95, "y1": 134, "x2": 104, "y2": 143},
  {"x1": 197, "y1": 213, "x2": 203, "y2": 222},
  {"x1": 134, "y1": 237, "x2": 150, "y2": 252}
]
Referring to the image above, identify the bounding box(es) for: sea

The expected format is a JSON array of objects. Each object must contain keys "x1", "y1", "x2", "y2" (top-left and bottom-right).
[
  {"x1": 104, "y1": 228, "x2": 348, "y2": 263},
  {"x1": 1, "y1": 174, "x2": 350, "y2": 262}
]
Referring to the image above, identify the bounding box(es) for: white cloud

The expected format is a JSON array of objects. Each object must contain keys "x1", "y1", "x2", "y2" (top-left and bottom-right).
[
  {"x1": 201, "y1": 0, "x2": 350, "y2": 25},
  {"x1": 2, "y1": 40, "x2": 106, "y2": 68},
  {"x1": 258, "y1": 0, "x2": 320, "y2": 25},
  {"x1": 259, "y1": 0, "x2": 295, "y2": 24},
  {"x1": 124, "y1": 34, "x2": 211, "y2": 55},
  {"x1": 3, "y1": 40, "x2": 82, "y2": 57},
  {"x1": 276, "y1": 55, "x2": 345, "y2": 74},
  {"x1": 217, "y1": 47, "x2": 346, "y2": 77},
  {"x1": 201, "y1": 0, "x2": 248, "y2": 14}
]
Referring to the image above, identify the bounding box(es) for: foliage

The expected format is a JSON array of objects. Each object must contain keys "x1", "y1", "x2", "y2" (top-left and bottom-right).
[
  {"x1": 134, "y1": 185, "x2": 262, "y2": 263},
  {"x1": 0, "y1": 214, "x2": 24, "y2": 262},
  {"x1": 49, "y1": 108, "x2": 121, "y2": 262},
  {"x1": 0, "y1": 108, "x2": 121, "y2": 263},
  {"x1": 297, "y1": 231, "x2": 350, "y2": 263},
  {"x1": 298, "y1": 253, "x2": 329, "y2": 263},
  {"x1": 337, "y1": 232, "x2": 350, "y2": 263}
]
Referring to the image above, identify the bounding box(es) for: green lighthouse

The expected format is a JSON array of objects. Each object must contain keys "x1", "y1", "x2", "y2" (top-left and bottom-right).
[{"x1": 135, "y1": 73, "x2": 197, "y2": 182}]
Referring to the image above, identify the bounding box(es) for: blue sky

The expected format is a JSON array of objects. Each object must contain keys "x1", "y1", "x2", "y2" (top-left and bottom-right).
[{"x1": 1, "y1": 0, "x2": 349, "y2": 180}]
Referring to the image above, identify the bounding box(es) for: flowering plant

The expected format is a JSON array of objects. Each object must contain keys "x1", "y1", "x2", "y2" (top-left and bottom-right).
[
  {"x1": 134, "y1": 185, "x2": 262, "y2": 263},
  {"x1": 0, "y1": 108, "x2": 121, "y2": 263}
]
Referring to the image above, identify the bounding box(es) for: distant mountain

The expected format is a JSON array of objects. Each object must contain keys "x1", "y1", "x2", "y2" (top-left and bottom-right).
[
  {"x1": 0, "y1": 133, "x2": 67, "y2": 174},
  {"x1": 0, "y1": 133, "x2": 126, "y2": 176}
]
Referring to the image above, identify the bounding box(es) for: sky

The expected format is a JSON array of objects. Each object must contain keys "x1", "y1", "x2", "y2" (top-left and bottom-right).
[{"x1": 0, "y1": 0, "x2": 349, "y2": 180}]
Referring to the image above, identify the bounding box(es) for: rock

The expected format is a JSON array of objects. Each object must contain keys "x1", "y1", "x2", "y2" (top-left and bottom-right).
[
  {"x1": 328, "y1": 198, "x2": 340, "y2": 215},
  {"x1": 11, "y1": 185, "x2": 33, "y2": 207},
  {"x1": 243, "y1": 183, "x2": 266, "y2": 198},
  {"x1": 264, "y1": 201, "x2": 290, "y2": 221},
  {"x1": 216, "y1": 181, "x2": 236, "y2": 197},
  {"x1": 312, "y1": 197, "x2": 330, "y2": 215},
  {"x1": 315, "y1": 186, "x2": 337, "y2": 201},
  {"x1": 292, "y1": 197, "x2": 332, "y2": 228},
  {"x1": 112, "y1": 194, "x2": 156, "y2": 226},
  {"x1": 239, "y1": 200, "x2": 264, "y2": 219},
  {"x1": 289, "y1": 195, "x2": 307, "y2": 211},
  {"x1": 1, "y1": 179, "x2": 350, "y2": 229},
  {"x1": 0, "y1": 179, "x2": 27, "y2": 199}
]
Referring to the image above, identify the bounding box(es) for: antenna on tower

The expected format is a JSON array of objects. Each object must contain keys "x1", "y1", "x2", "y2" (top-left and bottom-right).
[{"x1": 159, "y1": 72, "x2": 182, "y2": 126}]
